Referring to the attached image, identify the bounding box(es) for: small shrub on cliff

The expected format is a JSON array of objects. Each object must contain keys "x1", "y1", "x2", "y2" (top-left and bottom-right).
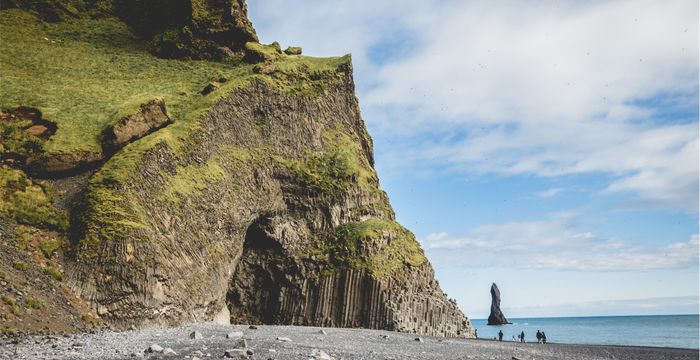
[
  {"x1": 1, "y1": 295, "x2": 21, "y2": 315},
  {"x1": 25, "y1": 298, "x2": 42, "y2": 309},
  {"x1": 43, "y1": 266, "x2": 62, "y2": 281},
  {"x1": 12, "y1": 261, "x2": 27, "y2": 271},
  {"x1": 38, "y1": 239, "x2": 62, "y2": 258}
]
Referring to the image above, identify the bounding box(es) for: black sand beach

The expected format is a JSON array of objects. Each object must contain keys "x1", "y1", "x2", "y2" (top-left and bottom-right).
[{"x1": 2, "y1": 324, "x2": 697, "y2": 360}]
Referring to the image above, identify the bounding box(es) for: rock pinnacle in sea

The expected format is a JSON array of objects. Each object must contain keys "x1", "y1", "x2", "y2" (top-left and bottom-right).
[{"x1": 487, "y1": 283, "x2": 509, "y2": 325}]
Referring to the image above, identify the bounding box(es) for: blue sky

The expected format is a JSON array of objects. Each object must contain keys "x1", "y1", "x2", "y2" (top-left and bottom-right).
[{"x1": 248, "y1": 0, "x2": 699, "y2": 318}]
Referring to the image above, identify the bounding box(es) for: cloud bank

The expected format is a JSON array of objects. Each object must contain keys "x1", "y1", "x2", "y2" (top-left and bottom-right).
[
  {"x1": 423, "y1": 222, "x2": 699, "y2": 271},
  {"x1": 250, "y1": 0, "x2": 699, "y2": 213}
]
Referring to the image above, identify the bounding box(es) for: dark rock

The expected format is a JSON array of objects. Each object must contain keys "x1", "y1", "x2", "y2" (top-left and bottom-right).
[
  {"x1": 117, "y1": 0, "x2": 259, "y2": 60},
  {"x1": 248, "y1": 325, "x2": 258, "y2": 330},
  {"x1": 190, "y1": 331, "x2": 203, "y2": 339},
  {"x1": 201, "y1": 83, "x2": 219, "y2": 95},
  {"x1": 4, "y1": 0, "x2": 258, "y2": 61},
  {"x1": 224, "y1": 348, "x2": 248, "y2": 358},
  {"x1": 24, "y1": 125, "x2": 49, "y2": 137},
  {"x1": 102, "y1": 99, "x2": 171, "y2": 155},
  {"x1": 27, "y1": 150, "x2": 102, "y2": 177},
  {"x1": 162, "y1": 348, "x2": 177, "y2": 356},
  {"x1": 243, "y1": 41, "x2": 283, "y2": 64},
  {"x1": 146, "y1": 344, "x2": 164, "y2": 353},
  {"x1": 487, "y1": 283, "x2": 509, "y2": 325},
  {"x1": 283, "y1": 46, "x2": 302, "y2": 55}
]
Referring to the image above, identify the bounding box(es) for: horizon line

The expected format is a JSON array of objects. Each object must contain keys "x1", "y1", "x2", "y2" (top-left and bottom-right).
[{"x1": 470, "y1": 313, "x2": 700, "y2": 321}]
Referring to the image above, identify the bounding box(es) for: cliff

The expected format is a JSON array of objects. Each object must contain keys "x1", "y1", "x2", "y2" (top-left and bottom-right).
[{"x1": 0, "y1": 1, "x2": 473, "y2": 338}]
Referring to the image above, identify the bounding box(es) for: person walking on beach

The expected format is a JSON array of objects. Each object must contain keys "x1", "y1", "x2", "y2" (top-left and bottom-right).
[
  {"x1": 541, "y1": 332, "x2": 547, "y2": 344},
  {"x1": 536, "y1": 330, "x2": 542, "y2": 343},
  {"x1": 520, "y1": 331, "x2": 525, "y2": 343},
  {"x1": 475, "y1": 329, "x2": 478, "y2": 338},
  {"x1": 498, "y1": 330, "x2": 503, "y2": 341}
]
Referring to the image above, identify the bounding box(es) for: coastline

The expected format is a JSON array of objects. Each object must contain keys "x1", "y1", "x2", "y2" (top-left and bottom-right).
[{"x1": 2, "y1": 324, "x2": 698, "y2": 360}]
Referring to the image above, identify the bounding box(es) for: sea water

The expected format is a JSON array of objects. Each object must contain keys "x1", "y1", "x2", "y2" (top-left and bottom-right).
[{"x1": 471, "y1": 314, "x2": 699, "y2": 349}]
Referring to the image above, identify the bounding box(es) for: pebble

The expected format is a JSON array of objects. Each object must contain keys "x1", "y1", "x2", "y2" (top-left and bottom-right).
[
  {"x1": 224, "y1": 348, "x2": 248, "y2": 358},
  {"x1": 163, "y1": 347, "x2": 177, "y2": 356},
  {"x1": 147, "y1": 344, "x2": 164, "y2": 353},
  {"x1": 415, "y1": 337, "x2": 423, "y2": 342},
  {"x1": 318, "y1": 329, "x2": 327, "y2": 335},
  {"x1": 190, "y1": 331, "x2": 203, "y2": 339},
  {"x1": 227, "y1": 331, "x2": 244, "y2": 339},
  {"x1": 311, "y1": 349, "x2": 334, "y2": 360},
  {"x1": 276, "y1": 337, "x2": 293, "y2": 342},
  {"x1": 232, "y1": 338, "x2": 247, "y2": 349},
  {"x1": 248, "y1": 325, "x2": 258, "y2": 330}
]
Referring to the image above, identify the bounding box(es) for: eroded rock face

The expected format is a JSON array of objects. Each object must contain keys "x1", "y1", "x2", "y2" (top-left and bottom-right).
[
  {"x1": 487, "y1": 283, "x2": 509, "y2": 325},
  {"x1": 2, "y1": 0, "x2": 259, "y2": 60},
  {"x1": 28, "y1": 150, "x2": 102, "y2": 176},
  {"x1": 102, "y1": 100, "x2": 171, "y2": 154},
  {"x1": 67, "y1": 64, "x2": 474, "y2": 337},
  {"x1": 118, "y1": 0, "x2": 259, "y2": 59}
]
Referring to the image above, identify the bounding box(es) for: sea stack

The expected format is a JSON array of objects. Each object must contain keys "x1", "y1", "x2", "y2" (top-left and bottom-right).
[{"x1": 487, "y1": 283, "x2": 509, "y2": 325}]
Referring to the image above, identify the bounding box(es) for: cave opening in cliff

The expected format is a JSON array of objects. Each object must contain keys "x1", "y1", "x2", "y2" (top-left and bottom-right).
[{"x1": 227, "y1": 217, "x2": 289, "y2": 324}]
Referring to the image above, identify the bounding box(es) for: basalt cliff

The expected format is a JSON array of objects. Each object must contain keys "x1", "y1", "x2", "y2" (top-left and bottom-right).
[{"x1": 0, "y1": 0, "x2": 473, "y2": 338}]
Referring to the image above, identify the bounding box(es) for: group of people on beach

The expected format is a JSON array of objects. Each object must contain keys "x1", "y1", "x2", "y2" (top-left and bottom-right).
[{"x1": 494, "y1": 329, "x2": 547, "y2": 344}]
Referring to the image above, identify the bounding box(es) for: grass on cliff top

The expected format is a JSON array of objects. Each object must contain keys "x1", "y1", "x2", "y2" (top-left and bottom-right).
[{"x1": 0, "y1": 9, "x2": 350, "y2": 168}]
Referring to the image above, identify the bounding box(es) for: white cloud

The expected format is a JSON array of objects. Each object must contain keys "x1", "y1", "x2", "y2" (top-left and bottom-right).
[
  {"x1": 503, "y1": 296, "x2": 699, "y2": 317},
  {"x1": 536, "y1": 188, "x2": 564, "y2": 198},
  {"x1": 250, "y1": 0, "x2": 699, "y2": 213},
  {"x1": 422, "y1": 220, "x2": 699, "y2": 271}
]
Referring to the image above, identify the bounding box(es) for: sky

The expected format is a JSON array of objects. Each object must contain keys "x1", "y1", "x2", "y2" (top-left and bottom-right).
[{"x1": 248, "y1": 0, "x2": 700, "y2": 318}]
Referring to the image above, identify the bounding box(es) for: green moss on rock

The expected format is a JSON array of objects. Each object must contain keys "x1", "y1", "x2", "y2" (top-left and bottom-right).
[
  {"x1": 244, "y1": 41, "x2": 283, "y2": 63},
  {"x1": 307, "y1": 219, "x2": 427, "y2": 278},
  {"x1": 284, "y1": 46, "x2": 302, "y2": 56},
  {"x1": 279, "y1": 128, "x2": 376, "y2": 196},
  {"x1": 158, "y1": 160, "x2": 226, "y2": 204},
  {"x1": 0, "y1": 168, "x2": 68, "y2": 230}
]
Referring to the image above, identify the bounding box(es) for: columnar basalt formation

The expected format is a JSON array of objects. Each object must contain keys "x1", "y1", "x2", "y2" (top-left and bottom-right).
[{"x1": 0, "y1": 0, "x2": 474, "y2": 338}]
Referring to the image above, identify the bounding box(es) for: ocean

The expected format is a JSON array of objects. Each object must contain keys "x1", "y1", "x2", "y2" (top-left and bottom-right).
[{"x1": 470, "y1": 314, "x2": 699, "y2": 349}]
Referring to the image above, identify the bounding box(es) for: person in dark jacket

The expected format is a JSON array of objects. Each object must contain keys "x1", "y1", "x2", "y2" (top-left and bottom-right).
[
  {"x1": 520, "y1": 331, "x2": 525, "y2": 343},
  {"x1": 498, "y1": 330, "x2": 503, "y2": 341},
  {"x1": 542, "y1": 332, "x2": 547, "y2": 344},
  {"x1": 536, "y1": 330, "x2": 542, "y2": 343}
]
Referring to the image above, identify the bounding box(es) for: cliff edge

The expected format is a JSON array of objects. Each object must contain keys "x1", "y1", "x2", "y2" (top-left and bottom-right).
[{"x1": 0, "y1": 0, "x2": 473, "y2": 338}]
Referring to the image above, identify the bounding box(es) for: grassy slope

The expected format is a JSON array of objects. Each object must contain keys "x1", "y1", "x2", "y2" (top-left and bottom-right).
[{"x1": 0, "y1": 9, "x2": 348, "y2": 166}]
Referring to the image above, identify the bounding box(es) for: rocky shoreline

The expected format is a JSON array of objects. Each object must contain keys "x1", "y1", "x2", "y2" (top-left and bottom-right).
[{"x1": 1, "y1": 324, "x2": 697, "y2": 360}]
